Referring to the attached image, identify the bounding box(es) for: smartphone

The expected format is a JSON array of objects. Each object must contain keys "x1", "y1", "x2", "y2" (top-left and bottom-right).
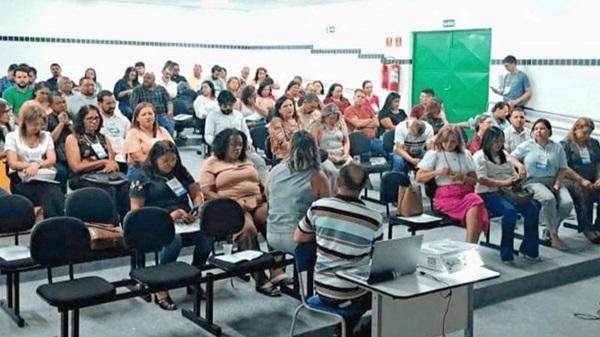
[{"x1": 190, "y1": 205, "x2": 199, "y2": 215}]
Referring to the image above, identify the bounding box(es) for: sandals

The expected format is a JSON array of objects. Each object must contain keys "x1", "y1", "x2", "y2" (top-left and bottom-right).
[
  {"x1": 256, "y1": 281, "x2": 282, "y2": 297},
  {"x1": 154, "y1": 294, "x2": 178, "y2": 311}
]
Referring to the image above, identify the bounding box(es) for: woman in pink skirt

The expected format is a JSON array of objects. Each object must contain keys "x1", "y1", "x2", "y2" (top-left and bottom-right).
[{"x1": 417, "y1": 125, "x2": 489, "y2": 242}]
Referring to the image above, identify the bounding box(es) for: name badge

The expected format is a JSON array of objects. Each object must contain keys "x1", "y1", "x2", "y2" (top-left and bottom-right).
[
  {"x1": 580, "y1": 147, "x2": 592, "y2": 164},
  {"x1": 166, "y1": 177, "x2": 187, "y2": 197},
  {"x1": 535, "y1": 152, "x2": 548, "y2": 171},
  {"x1": 91, "y1": 143, "x2": 108, "y2": 159},
  {"x1": 503, "y1": 86, "x2": 512, "y2": 95}
]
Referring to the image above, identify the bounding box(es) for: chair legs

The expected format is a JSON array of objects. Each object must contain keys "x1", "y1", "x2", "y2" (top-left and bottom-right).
[
  {"x1": 289, "y1": 304, "x2": 348, "y2": 337},
  {"x1": 59, "y1": 308, "x2": 80, "y2": 337}
]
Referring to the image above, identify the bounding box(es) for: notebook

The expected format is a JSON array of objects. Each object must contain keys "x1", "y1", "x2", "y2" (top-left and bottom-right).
[{"x1": 347, "y1": 235, "x2": 423, "y2": 284}]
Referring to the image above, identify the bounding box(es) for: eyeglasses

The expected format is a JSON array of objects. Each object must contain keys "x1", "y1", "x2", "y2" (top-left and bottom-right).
[{"x1": 84, "y1": 116, "x2": 100, "y2": 121}]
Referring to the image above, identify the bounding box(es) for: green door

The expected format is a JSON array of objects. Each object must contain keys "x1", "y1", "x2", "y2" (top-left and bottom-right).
[{"x1": 412, "y1": 29, "x2": 491, "y2": 123}]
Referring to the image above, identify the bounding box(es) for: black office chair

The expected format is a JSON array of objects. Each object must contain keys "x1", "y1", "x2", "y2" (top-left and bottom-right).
[
  {"x1": 250, "y1": 125, "x2": 273, "y2": 165},
  {"x1": 124, "y1": 207, "x2": 201, "y2": 295},
  {"x1": 348, "y1": 131, "x2": 391, "y2": 201},
  {"x1": 65, "y1": 187, "x2": 119, "y2": 226},
  {"x1": 31, "y1": 216, "x2": 116, "y2": 337},
  {"x1": 289, "y1": 243, "x2": 361, "y2": 337},
  {"x1": 0, "y1": 195, "x2": 37, "y2": 327},
  {"x1": 382, "y1": 130, "x2": 396, "y2": 154}
]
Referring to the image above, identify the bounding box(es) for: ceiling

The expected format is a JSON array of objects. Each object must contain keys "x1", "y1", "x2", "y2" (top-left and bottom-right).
[{"x1": 92, "y1": 0, "x2": 362, "y2": 11}]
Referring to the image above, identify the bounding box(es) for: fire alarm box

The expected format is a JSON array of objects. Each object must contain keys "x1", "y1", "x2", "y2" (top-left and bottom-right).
[{"x1": 381, "y1": 63, "x2": 401, "y2": 92}]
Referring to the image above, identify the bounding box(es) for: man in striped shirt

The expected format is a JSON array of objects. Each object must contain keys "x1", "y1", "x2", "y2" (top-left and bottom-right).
[{"x1": 294, "y1": 163, "x2": 383, "y2": 336}]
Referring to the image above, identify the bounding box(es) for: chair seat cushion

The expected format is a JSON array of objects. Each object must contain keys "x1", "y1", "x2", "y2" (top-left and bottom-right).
[
  {"x1": 37, "y1": 276, "x2": 116, "y2": 308},
  {"x1": 306, "y1": 295, "x2": 364, "y2": 317},
  {"x1": 130, "y1": 262, "x2": 200, "y2": 290},
  {"x1": 360, "y1": 162, "x2": 391, "y2": 174}
]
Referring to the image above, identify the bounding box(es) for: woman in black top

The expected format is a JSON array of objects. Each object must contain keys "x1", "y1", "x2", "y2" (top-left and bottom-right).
[
  {"x1": 130, "y1": 140, "x2": 209, "y2": 310},
  {"x1": 65, "y1": 105, "x2": 129, "y2": 220},
  {"x1": 377, "y1": 92, "x2": 407, "y2": 137},
  {"x1": 561, "y1": 117, "x2": 600, "y2": 243}
]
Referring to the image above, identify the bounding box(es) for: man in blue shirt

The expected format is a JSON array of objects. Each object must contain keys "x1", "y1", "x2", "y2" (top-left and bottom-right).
[
  {"x1": 491, "y1": 55, "x2": 532, "y2": 110},
  {"x1": 46, "y1": 63, "x2": 62, "y2": 92},
  {"x1": 0, "y1": 64, "x2": 17, "y2": 96}
]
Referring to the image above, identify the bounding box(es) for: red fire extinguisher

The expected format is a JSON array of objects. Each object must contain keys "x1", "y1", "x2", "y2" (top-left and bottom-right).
[{"x1": 381, "y1": 63, "x2": 401, "y2": 92}]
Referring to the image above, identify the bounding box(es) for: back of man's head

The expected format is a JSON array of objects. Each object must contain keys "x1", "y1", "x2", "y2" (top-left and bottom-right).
[
  {"x1": 303, "y1": 93, "x2": 319, "y2": 104},
  {"x1": 421, "y1": 88, "x2": 435, "y2": 97},
  {"x1": 338, "y1": 163, "x2": 368, "y2": 195}
]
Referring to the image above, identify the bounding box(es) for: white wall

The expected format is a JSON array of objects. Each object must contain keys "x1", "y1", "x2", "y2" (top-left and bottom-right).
[{"x1": 0, "y1": 0, "x2": 598, "y2": 121}]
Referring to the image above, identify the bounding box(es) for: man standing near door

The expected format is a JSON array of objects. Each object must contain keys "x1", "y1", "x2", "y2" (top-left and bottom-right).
[{"x1": 491, "y1": 55, "x2": 532, "y2": 110}]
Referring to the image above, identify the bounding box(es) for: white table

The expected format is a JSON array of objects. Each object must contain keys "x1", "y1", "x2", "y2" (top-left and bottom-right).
[{"x1": 337, "y1": 266, "x2": 499, "y2": 337}]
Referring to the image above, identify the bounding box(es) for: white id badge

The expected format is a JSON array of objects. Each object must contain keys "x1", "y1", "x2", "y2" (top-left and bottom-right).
[
  {"x1": 503, "y1": 86, "x2": 511, "y2": 95},
  {"x1": 166, "y1": 177, "x2": 187, "y2": 197},
  {"x1": 27, "y1": 152, "x2": 43, "y2": 163},
  {"x1": 535, "y1": 152, "x2": 548, "y2": 171},
  {"x1": 580, "y1": 147, "x2": 592, "y2": 164},
  {"x1": 91, "y1": 143, "x2": 108, "y2": 159}
]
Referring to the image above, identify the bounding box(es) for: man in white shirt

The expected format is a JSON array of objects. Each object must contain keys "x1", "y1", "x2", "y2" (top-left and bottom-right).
[
  {"x1": 503, "y1": 108, "x2": 530, "y2": 153},
  {"x1": 66, "y1": 77, "x2": 97, "y2": 117},
  {"x1": 205, "y1": 91, "x2": 267, "y2": 180},
  {"x1": 157, "y1": 65, "x2": 178, "y2": 99},
  {"x1": 98, "y1": 90, "x2": 130, "y2": 171},
  {"x1": 392, "y1": 119, "x2": 434, "y2": 173}
]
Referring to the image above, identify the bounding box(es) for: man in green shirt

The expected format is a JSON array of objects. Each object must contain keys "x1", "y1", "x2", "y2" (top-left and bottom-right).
[{"x1": 2, "y1": 65, "x2": 33, "y2": 118}]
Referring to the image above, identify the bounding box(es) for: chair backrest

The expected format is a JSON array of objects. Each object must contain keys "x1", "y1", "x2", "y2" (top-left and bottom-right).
[
  {"x1": 380, "y1": 172, "x2": 411, "y2": 204},
  {"x1": 0, "y1": 194, "x2": 35, "y2": 235},
  {"x1": 123, "y1": 207, "x2": 174, "y2": 253},
  {"x1": 30, "y1": 216, "x2": 91, "y2": 267},
  {"x1": 65, "y1": 187, "x2": 119, "y2": 226},
  {"x1": 294, "y1": 243, "x2": 317, "y2": 274},
  {"x1": 200, "y1": 198, "x2": 244, "y2": 241},
  {"x1": 349, "y1": 131, "x2": 371, "y2": 156},
  {"x1": 382, "y1": 130, "x2": 396, "y2": 154},
  {"x1": 250, "y1": 125, "x2": 268, "y2": 151}
]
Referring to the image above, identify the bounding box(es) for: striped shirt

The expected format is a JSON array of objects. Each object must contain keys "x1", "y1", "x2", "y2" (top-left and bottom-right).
[{"x1": 298, "y1": 195, "x2": 383, "y2": 300}]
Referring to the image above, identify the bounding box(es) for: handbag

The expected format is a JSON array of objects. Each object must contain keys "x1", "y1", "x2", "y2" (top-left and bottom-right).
[
  {"x1": 397, "y1": 184, "x2": 423, "y2": 217},
  {"x1": 500, "y1": 181, "x2": 534, "y2": 206},
  {"x1": 81, "y1": 171, "x2": 128, "y2": 186},
  {"x1": 85, "y1": 222, "x2": 125, "y2": 250}
]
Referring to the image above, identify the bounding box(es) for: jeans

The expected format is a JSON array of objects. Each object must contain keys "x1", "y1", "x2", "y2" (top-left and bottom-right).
[
  {"x1": 564, "y1": 180, "x2": 600, "y2": 233},
  {"x1": 359, "y1": 138, "x2": 386, "y2": 163},
  {"x1": 156, "y1": 113, "x2": 175, "y2": 136},
  {"x1": 139, "y1": 231, "x2": 214, "y2": 267},
  {"x1": 391, "y1": 150, "x2": 424, "y2": 174},
  {"x1": 481, "y1": 192, "x2": 539, "y2": 260},
  {"x1": 55, "y1": 161, "x2": 69, "y2": 193},
  {"x1": 320, "y1": 292, "x2": 372, "y2": 336}
]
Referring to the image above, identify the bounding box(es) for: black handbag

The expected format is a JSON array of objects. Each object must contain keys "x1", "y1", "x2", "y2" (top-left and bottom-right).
[
  {"x1": 81, "y1": 171, "x2": 128, "y2": 186},
  {"x1": 501, "y1": 181, "x2": 534, "y2": 206}
]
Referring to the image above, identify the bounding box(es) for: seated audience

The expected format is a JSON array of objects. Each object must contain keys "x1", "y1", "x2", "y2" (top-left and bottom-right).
[
  {"x1": 503, "y1": 108, "x2": 530, "y2": 153},
  {"x1": 561, "y1": 117, "x2": 600, "y2": 243},
  {"x1": 84, "y1": 67, "x2": 102, "y2": 96},
  {"x1": 410, "y1": 88, "x2": 435, "y2": 118},
  {"x1": 511, "y1": 118, "x2": 574, "y2": 249},
  {"x1": 67, "y1": 77, "x2": 97, "y2": 117},
  {"x1": 392, "y1": 119, "x2": 434, "y2": 174},
  {"x1": 65, "y1": 105, "x2": 129, "y2": 220},
  {"x1": 130, "y1": 140, "x2": 207, "y2": 310},
  {"x1": 362, "y1": 80, "x2": 380, "y2": 111},
  {"x1": 256, "y1": 81, "x2": 275, "y2": 114},
  {"x1": 98, "y1": 91, "x2": 130, "y2": 173},
  {"x1": 123, "y1": 103, "x2": 174, "y2": 180},
  {"x1": 203, "y1": 65, "x2": 226, "y2": 96},
  {"x1": 200, "y1": 128, "x2": 278, "y2": 296},
  {"x1": 468, "y1": 115, "x2": 493, "y2": 154},
  {"x1": 323, "y1": 83, "x2": 350, "y2": 114},
  {"x1": 297, "y1": 93, "x2": 320, "y2": 129},
  {"x1": 420, "y1": 98, "x2": 447, "y2": 134},
  {"x1": 474, "y1": 127, "x2": 539, "y2": 261},
  {"x1": 310, "y1": 103, "x2": 351, "y2": 190},
  {"x1": 417, "y1": 125, "x2": 489, "y2": 243},
  {"x1": 269, "y1": 96, "x2": 303, "y2": 163},
  {"x1": 267, "y1": 131, "x2": 330, "y2": 252},
  {"x1": 284, "y1": 80, "x2": 302, "y2": 104},
  {"x1": 250, "y1": 67, "x2": 280, "y2": 90},
  {"x1": 294, "y1": 163, "x2": 383, "y2": 337},
  {"x1": 188, "y1": 64, "x2": 203, "y2": 91},
  {"x1": 156, "y1": 64, "x2": 177, "y2": 99},
  {"x1": 239, "y1": 85, "x2": 267, "y2": 128},
  {"x1": 377, "y1": 92, "x2": 407, "y2": 137},
  {"x1": 5, "y1": 104, "x2": 64, "y2": 217},
  {"x1": 227, "y1": 76, "x2": 241, "y2": 100},
  {"x1": 311, "y1": 80, "x2": 325, "y2": 101},
  {"x1": 344, "y1": 89, "x2": 385, "y2": 162},
  {"x1": 0, "y1": 100, "x2": 14, "y2": 160},
  {"x1": 57, "y1": 75, "x2": 74, "y2": 98},
  {"x1": 193, "y1": 80, "x2": 219, "y2": 119},
  {"x1": 113, "y1": 66, "x2": 139, "y2": 119},
  {"x1": 32, "y1": 81, "x2": 51, "y2": 114},
  {"x1": 3, "y1": 65, "x2": 33, "y2": 118},
  {"x1": 130, "y1": 72, "x2": 175, "y2": 136},
  {"x1": 46, "y1": 92, "x2": 72, "y2": 191}
]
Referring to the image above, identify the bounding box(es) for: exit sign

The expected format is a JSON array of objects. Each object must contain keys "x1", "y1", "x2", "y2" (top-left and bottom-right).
[{"x1": 443, "y1": 19, "x2": 455, "y2": 28}]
